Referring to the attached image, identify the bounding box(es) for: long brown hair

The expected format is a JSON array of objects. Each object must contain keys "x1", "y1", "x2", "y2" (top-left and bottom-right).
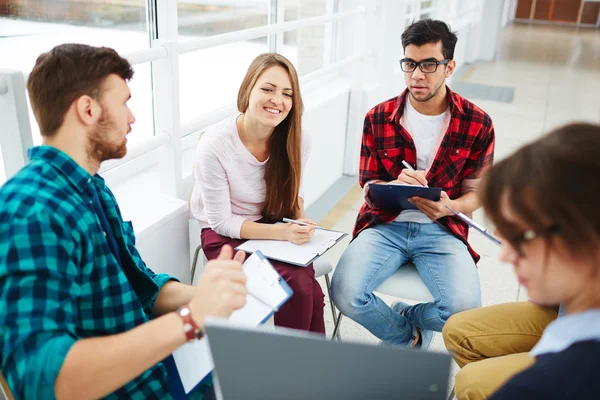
[
  {"x1": 480, "y1": 122, "x2": 600, "y2": 256},
  {"x1": 237, "y1": 53, "x2": 304, "y2": 220},
  {"x1": 27, "y1": 43, "x2": 133, "y2": 137}
]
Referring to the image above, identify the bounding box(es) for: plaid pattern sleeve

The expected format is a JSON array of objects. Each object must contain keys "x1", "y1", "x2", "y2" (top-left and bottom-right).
[
  {"x1": 100, "y1": 185, "x2": 178, "y2": 317},
  {"x1": 359, "y1": 116, "x2": 382, "y2": 186},
  {"x1": 460, "y1": 113, "x2": 495, "y2": 181},
  {"x1": 0, "y1": 146, "x2": 197, "y2": 400},
  {"x1": 0, "y1": 212, "x2": 80, "y2": 399},
  {"x1": 353, "y1": 88, "x2": 495, "y2": 263}
]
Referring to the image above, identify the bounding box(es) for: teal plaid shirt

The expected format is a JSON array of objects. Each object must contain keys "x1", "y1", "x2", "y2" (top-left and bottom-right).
[{"x1": 0, "y1": 146, "x2": 191, "y2": 399}]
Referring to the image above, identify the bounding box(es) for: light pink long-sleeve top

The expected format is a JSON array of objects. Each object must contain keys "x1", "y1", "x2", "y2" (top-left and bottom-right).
[{"x1": 190, "y1": 114, "x2": 310, "y2": 239}]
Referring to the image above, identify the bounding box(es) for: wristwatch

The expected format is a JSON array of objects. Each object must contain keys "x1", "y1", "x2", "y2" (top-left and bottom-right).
[{"x1": 176, "y1": 305, "x2": 203, "y2": 341}]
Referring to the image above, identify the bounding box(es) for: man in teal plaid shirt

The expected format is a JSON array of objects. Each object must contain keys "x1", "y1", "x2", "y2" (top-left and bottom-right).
[{"x1": 0, "y1": 44, "x2": 248, "y2": 399}]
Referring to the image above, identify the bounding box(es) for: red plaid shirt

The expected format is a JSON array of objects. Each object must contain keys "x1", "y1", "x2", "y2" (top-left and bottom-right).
[{"x1": 354, "y1": 87, "x2": 495, "y2": 263}]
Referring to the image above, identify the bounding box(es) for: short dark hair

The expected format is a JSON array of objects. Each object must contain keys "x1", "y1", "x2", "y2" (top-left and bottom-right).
[
  {"x1": 401, "y1": 19, "x2": 458, "y2": 60},
  {"x1": 480, "y1": 122, "x2": 600, "y2": 257},
  {"x1": 27, "y1": 43, "x2": 134, "y2": 137}
]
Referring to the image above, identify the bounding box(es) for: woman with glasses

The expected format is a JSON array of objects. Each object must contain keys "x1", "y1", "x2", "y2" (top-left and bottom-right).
[
  {"x1": 189, "y1": 53, "x2": 326, "y2": 334},
  {"x1": 443, "y1": 122, "x2": 600, "y2": 400}
]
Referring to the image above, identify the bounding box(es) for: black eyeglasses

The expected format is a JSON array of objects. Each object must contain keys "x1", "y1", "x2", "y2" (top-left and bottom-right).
[
  {"x1": 399, "y1": 58, "x2": 450, "y2": 73},
  {"x1": 509, "y1": 224, "x2": 561, "y2": 256}
]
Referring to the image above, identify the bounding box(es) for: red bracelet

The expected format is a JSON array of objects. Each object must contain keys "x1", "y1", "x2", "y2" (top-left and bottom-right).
[{"x1": 176, "y1": 306, "x2": 203, "y2": 341}]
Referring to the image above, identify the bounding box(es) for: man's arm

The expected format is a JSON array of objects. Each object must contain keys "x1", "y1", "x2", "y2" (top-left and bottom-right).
[
  {"x1": 409, "y1": 121, "x2": 495, "y2": 220},
  {"x1": 0, "y1": 210, "x2": 246, "y2": 400},
  {"x1": 152, "y1": 281, "x2": 196, "y2": 316},
  {"x1": 55, "y1": 246, "x2": 246, "y2": 400},
  {"x1": 55, "y1": 312, "x2": 188, "y2": 400}
]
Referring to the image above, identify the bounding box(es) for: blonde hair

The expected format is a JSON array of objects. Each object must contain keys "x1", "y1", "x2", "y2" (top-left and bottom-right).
[{"x1": 237, "y1": 53, "x2": 304, "y2": 220}]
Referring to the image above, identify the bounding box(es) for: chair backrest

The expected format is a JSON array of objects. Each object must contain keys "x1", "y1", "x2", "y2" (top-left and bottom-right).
[
  {"x1": 0, "y1": 370, "x2": 14, "y2": 400},
  {"x1": 187, "y1": 131, "x2": 206, "y2": 220}
]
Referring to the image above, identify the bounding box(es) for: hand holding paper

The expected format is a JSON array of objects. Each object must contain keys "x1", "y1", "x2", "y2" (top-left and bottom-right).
[
  {"x1": 170, "y1": 252, "x2": 292, "y2": 395},
  {"x1": 188, "y1": 245, "x2": 248, "y2": 328},
  {"x1": 409, "y1": 190, "x2": 455, "y2": 221}
]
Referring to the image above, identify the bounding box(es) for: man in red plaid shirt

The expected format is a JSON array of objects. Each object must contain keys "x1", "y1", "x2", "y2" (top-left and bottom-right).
[{"x1": 331, "y1": 19, "x2": 495, "y2": 349}]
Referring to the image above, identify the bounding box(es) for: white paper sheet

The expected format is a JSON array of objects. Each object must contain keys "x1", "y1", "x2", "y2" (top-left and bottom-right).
[
  {"x1": 171, "y1": 252, "x2": 289, "y2": 394},
  {"x1": 235, "y1": 225, "x2": 346, "y2": 266}
]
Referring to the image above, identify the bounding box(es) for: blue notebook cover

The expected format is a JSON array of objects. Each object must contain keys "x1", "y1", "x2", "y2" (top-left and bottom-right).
[
  {"x1": 369, "y1": 183, "x2": 442, "y2": 211},
  {"x1": 166, "y1": 250, "x2": 292, "y2": 399}
]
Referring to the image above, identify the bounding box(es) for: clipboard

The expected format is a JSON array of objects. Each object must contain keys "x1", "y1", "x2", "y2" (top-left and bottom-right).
[
  {"x1": 369, "y1": 183, "x2": 442, "y2": 211},
  {"x1": 235, "y1": 226, "x2": 348, "y2": 267},
  {"x1": 166, "y1": 251, "x2": 292, "y2": 398}
]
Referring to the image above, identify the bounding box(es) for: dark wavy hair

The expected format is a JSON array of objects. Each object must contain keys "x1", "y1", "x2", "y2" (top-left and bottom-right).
[{"x1": 401, "y1": 19, "x2": 458, "y2": 60}]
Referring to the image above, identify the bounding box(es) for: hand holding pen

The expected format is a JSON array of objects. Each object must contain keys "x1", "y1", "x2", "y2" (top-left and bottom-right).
[
  {"x1": 399, "y1": 160, "x2": 429, "y2": 187},
  {"x1": 281, "y1": 217, "x2": 316, "y2": 245}
]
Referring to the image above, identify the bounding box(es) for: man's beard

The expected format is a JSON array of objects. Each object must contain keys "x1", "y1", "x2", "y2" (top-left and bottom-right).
[
  {"x1": 410, "y1": 79, "x2": 445, "y2": 103},
  {"x1": 87, "y1": 112, "x2": 127, "y2": 164}
]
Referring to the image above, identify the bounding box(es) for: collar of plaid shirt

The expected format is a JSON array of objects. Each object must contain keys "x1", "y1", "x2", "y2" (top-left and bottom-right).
[
  {"x1": 0, "y1": 146, "x2": 194, "y2": 399},
  {"x1": 355, "y1": 86, "x2": 495, "y2": 263}
]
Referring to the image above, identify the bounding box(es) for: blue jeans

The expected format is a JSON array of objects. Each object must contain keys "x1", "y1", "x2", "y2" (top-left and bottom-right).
[{"x1": 331, "y1": 221, "x2": 481, "y2": 346}]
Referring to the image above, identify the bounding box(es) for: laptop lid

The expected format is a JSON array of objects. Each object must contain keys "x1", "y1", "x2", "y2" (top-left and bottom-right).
[{"x1": 205, "y1": 321, "x2": 451, "y2": 400}]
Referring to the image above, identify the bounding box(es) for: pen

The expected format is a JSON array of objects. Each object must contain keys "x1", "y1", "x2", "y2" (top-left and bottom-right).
[
  {"x1": 401, "y1": 160, "x2": 429, "y2": 187},
  {"x1": 401, "y1": 160, "x2": 414, "y2": 171},
  {"x1": 282, "y1": 217, "x2": 323, "y2": 230},
  {"x1": 444, "y1": 205, "x2": 502, "y2": 245}
]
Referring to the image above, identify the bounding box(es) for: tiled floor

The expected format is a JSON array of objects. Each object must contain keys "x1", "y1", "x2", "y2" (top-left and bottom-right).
[{"x1": 312, "y1": 23, "x2": 600, "y2": 398}]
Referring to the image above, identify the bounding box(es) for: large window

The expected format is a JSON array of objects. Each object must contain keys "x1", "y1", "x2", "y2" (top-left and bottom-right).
[
  {"x1": 0, "y1": 0, "x2": 153, "y2": 146},
  {"x1": 279, "y1": 0, "x2": 332, "y2": 76},
  {"x1": 177, "y1": 0, "x2": 270, "y2": 126},
  {"x1": 0, "y1": 0, "x2": 353, "y2": 188}
]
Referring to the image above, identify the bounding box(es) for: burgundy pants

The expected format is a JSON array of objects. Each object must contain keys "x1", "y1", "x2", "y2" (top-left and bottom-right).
[{"x1": 201, "y1": 228, "x2": 326, "y2": 334}]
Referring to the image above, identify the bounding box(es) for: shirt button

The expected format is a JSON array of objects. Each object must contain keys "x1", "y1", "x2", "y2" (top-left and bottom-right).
[
  {"x1": 384, "y1": 151, "x2": 388, "y2": 157},
  {"x1": 103, "y1": 231, "x2": 107, "y2": 236},
  {"x1": 87, "y1": 178, "x2": 91, "y2": 183},
  {"x1": 455, "y1": 149, "x2": 459, "y2": 154},
  {"x1": 89, "y1": 200, "x2": 92, "y2": 204}
]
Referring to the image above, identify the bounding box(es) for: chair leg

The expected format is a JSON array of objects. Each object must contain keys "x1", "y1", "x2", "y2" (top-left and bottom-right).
[
  {"x1": 324, "y1": 274, "x2": 338, "y2": 322},
  {"x1": 332, "y1": 313, "x2": 343, "y2": 341},
  {"x1": 190, "y1": 245, "x2": 202, "y2": 285},
  {"x1": 447, "y1": 386, "x2": 455, "y2": 400},
  {"x1": 324, "y1": 273, "x2": 342, "y2": 341}
]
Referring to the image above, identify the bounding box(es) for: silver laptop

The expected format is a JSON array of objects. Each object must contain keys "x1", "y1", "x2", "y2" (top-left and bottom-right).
[{"x1": 205, "y1": 321, "x2": 451, "y2": 400}]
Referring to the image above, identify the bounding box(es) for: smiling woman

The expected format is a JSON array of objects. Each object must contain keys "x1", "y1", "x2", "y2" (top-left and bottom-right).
[{"x1": 190, "y1": 52, "x2": 326, "y2": 335}]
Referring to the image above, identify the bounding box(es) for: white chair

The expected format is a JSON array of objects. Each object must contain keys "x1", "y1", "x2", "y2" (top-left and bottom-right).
[{"x1": 331, "y1": 262, "x2": 434, "y2": 339}]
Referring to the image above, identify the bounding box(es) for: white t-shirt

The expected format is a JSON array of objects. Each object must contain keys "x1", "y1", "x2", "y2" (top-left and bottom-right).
[
  {"x1": 395, "y1": 97, "x2": 449, "y2": 224},
  {"x1": 190, "y1": 115, "x2": 310, "y2": 239}
]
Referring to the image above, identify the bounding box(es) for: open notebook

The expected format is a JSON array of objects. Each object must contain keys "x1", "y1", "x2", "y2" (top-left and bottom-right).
[
  {"x1": 235, "y1": 224, "x2": 348, "y2": 267},
  {"x1": 166, "y1": 251, "x2": 292, "y2": 398}
]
